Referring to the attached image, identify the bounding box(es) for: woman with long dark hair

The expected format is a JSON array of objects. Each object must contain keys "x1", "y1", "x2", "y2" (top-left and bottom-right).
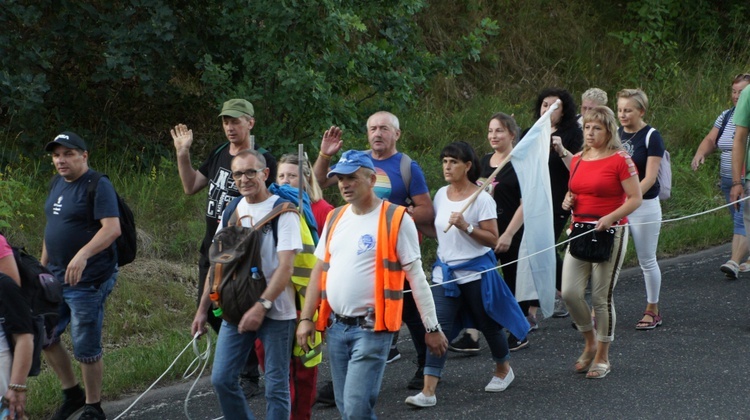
[{"x1": 529, "y1": 88, "x2": 583, "y2": 319}]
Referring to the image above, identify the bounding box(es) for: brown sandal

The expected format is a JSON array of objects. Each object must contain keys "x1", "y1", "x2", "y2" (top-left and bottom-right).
[{"x1": 635, "y1": 310, "x2": 662, "y2": 330}]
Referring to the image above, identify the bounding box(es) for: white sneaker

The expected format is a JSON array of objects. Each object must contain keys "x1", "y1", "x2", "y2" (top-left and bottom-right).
[
  {"x1": 484, "y1": 367, "x2": 514, "y2": 392},
  {"x1": 720, "y1": 260, "x2": 739, "y2": 279},
  {"x1": 405, "y1": 392, "x2": 436, "y2": 408}
]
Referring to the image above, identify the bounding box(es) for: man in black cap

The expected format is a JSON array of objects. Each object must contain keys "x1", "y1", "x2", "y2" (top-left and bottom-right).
[
  {"x1": 170, "y1": 99, "x2": 277, "y2": 398},
  {"x1": 41, "y1": 132, "x2": 121, "y2": 420}
]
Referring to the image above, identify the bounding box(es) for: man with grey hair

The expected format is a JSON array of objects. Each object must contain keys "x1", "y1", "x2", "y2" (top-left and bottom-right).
[
  {"x1": 577, "y1": 88, "x2": 608, "y2": 127},
  {"x1": 171, "y1": 99, "x2": 277, "y2": 398},
  {"x1": 312, "y1": 111, "x2": 435, "y2": 392}
]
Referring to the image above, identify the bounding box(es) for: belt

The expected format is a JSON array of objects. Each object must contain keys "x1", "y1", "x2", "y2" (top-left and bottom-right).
[{"x1": 334, "y1": 314, "x2": 366, "y2": 326}]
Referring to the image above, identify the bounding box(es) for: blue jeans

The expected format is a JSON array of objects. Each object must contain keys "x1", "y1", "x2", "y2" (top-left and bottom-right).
[
  {"x1": 425, "y1": 280, "x2": 510, "y2": 378},
  {"x1": 212, "y1": 318, "x2": 294, "y2": 420},
  {"x1": 326, "y1": 320, "x2": 393, "y2": 420},
  {"x1": 54, "y1": 272, "x2": 117, "y2": 363},
  {"x1": 721, "y1": 176, "x2": 746, "y2": 236}
]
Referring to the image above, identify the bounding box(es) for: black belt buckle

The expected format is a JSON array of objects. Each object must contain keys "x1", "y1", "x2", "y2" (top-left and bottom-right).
[{"x1": 335, "y1": 314, "x2": 365, "y2": 326}]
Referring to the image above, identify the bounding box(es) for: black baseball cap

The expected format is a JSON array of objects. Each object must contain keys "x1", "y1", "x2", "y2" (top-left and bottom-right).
[{"x1": 44, "y1": 131, "x2": 88, "y2": 152}]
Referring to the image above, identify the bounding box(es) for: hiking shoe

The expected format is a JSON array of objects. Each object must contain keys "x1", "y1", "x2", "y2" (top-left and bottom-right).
[
  {"x1": 316, "y1": 380, "x2": 336, "y2": 406},
  {"x1": 405, "y1": 392, "x2": 436, "y2": 408},
  {"x1": 527, "y1": 314, "x2": 539, "y2": 332},
  {"x1": 239, "y1": 376, "x2": 262, "y2": 399},
  {"x1": 448, "y1": 332, "x2": 480, "y2": 354},
  {"x1": 78, "y1": 405, "x2": 106, "y2": 420},
  {"x1": 720, "y1": 260, "x2": 739, "y2": 279},
  {"x1": 507, "y1": 333, "x2": 529, "y2": 352},
  {"x1": 386, "y1": 347, "x2": 401, "y2": 364},
  {"x1": 51, "y1": 391, "x2": 86, "y2": 420},
  {"x1": 484, "y1": 367, "x2": 514, "y2": 392},
  {"x1": 553, "y1": 297, "x2": 569, "y2": 318}
]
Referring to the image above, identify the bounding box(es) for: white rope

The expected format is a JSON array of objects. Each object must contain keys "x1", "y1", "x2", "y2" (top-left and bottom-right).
[
  {"x1": 112, "y1": 332, "x2": 212, "y2": 420},
  {"x1": 184, "y1": 332, "x2": 213, "y2": 420},
  {"x1": 405, "y1": 195, "x2": 750, "y2": 292}
]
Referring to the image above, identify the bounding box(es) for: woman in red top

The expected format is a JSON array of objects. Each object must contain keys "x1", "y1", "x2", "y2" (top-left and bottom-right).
[{"x1": 560, "y1": 106, "x2": 642, "y2": 379}]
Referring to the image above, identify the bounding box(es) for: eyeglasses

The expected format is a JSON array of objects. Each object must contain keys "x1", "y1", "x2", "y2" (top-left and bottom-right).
[
  {"x1": 734, "y1": 73, "x2": 750, "y2": 82},
  {"x1": 231, "y1": 169, "x2": 263, "y2": 180}
]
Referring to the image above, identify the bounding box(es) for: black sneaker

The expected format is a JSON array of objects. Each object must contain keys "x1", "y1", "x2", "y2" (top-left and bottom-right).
[
  {"x1": 448, "y1": 332, "x2": 480, "y2": 353},
  {"x1": 78, "y1": 405, "x2": 106, "y2": 420},
  {"x1": 386, "y1": 347, "x2": 402, "y2": 364},
  {"x1": 51, "y1": 390, "x2": 86, "y2": 420},
  {"x1": 407, "y1": 366, "x2": 424, "y2": 390},
  {"x1": 508, "y1": 333, "x2": 529, "y2": 352},
  {"x1": 239, "y1": 375, "x2": 262, "y2": 399},
  {"x1": 316, "y1": 380, "x2": 336, "y2": 406}
]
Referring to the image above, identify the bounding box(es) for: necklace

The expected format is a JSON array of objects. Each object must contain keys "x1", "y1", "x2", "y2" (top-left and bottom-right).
[{"x1": 621, "y1": 125, "x2": 646, "y2": 143}]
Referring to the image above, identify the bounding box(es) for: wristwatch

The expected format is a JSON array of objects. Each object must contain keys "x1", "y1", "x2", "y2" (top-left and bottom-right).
[
  {"x1": 560, "y1": 149, "x2": 568, "y2": 158},
  {"x1": 258, "y1": 298, "x2": 273, "y2": 310},
  {"x1": 426, "y1": 324, "x2": 442, "y2": 333},
  {"x1": 465, "y1": 224, "x2": 474, "y2": 235}
]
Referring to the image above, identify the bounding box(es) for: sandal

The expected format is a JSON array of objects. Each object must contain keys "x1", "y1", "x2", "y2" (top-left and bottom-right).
[
  {"x1": 635, "y1": 310, "x2": 662, "y2": 330},
  {"x1": 574, "y1": 351, "x2": 596, "y2": 373},
  {"x1": 586, "y1": 362, "x2": 611, "y2": 379},
  {"x1": 740, "y1": 260, "x2": 750, "y2": 272}
]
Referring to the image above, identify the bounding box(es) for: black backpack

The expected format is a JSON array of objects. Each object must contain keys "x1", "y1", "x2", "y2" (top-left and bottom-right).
[
  {"x1": 85, "y1": 172, "x2": 137, "y2": 266},
  {"x1": 7, "y1": 246, "x2": 63, "y2": 376}
]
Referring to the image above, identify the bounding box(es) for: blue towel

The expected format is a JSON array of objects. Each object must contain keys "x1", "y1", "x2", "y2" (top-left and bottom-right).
[
  {"x1": 433, "y1": 250, "x2": 530, "y2": 340},
  {"x1": 269, "y1": 183, "x2": 319, "y2": 243}
]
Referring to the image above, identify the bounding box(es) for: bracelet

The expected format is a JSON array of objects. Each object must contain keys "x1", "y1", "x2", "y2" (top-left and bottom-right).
[
  {"x1": 732, "y1": 180, "x2": 744, "y2": 187},
  {"x1": 298, "y1": 317, "x2": 314, "y2": 325},
  {"x1": 8, "y1": 383, "x2": 27, "y2": 392},
  {"x1": 319, "y1": 151, "x2": 332, "y2": 160}
]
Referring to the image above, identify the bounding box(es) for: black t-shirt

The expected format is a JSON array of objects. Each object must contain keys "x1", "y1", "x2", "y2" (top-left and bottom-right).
[
  {"x1": 197, "y1": 142, "x2": 277, "y2": 255},
  {"x1": 479, "y1": 154, "x2": 524, "y2": 243},
  {"x1": 0, "y1": 274, "x2": 33, "y2": 350}
]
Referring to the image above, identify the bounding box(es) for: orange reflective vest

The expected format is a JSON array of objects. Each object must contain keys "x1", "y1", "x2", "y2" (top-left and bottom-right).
[{"x1": 316, "y1": 200, "x2": 406, "y2": 332}]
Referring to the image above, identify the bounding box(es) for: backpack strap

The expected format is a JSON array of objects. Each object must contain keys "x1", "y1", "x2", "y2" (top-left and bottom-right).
[
  {"x1": 716, "y1": 107, "x2": 735, "y2": 145},
  {"x1": 86, "y1": 171, "x2": 104, "y2": 232},
  {"x1": 223, "y1": 196, "x2": 244, "y2": 228}
]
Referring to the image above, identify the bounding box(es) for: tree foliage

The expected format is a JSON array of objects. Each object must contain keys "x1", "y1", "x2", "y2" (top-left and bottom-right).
[{"x1": 0, "y1": 0, "x2": 497, "y2": 160}]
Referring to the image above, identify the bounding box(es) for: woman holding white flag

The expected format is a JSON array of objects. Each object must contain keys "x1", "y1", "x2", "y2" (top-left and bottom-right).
[
  {"x1": 561, "y1": 106, "x2": 641, "y2": 379},
  {"x1": 405, "y1": 141, "x2": 527, "y2": 408}
]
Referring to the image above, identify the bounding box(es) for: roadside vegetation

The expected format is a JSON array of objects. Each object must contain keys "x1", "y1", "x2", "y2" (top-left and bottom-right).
[{"x1": 2, "y1": 0, "x2": 750, "y2": 416}]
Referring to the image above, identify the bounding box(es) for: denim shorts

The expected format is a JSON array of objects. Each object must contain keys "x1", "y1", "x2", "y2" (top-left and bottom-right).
[{"x1": 53, "y1": 272, "x2": 117, "y2": 363}]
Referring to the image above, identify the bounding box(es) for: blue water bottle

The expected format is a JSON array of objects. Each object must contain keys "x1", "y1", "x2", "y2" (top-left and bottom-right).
[{"x1": 251, "y1": 267, "x2": 262, "y2": 280}]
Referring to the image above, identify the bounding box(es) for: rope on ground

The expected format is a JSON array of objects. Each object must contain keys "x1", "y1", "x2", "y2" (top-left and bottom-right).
[
  {"x1": 112, "y1": 332, "x2": 212, "y2": 420},
  {"x1": 404, "y1": 195, "x2": 750, "y2": 293}
]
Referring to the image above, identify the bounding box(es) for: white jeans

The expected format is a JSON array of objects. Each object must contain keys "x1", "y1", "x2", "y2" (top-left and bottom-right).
[
  {"x1": 0, "y1": 348, "x2": 11, "y2": 395},
  {"x1": 627, "y1": 197, "x2": 663, "y2": 304}
]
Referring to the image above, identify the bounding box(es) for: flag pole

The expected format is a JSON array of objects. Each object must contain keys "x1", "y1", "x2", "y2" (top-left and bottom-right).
[
  {"x1": 298, "y1": 144, "x2": 304, "y2": 213},
  {"x1": 443, "y1": 153, "x2": 511, "y2": 233}
]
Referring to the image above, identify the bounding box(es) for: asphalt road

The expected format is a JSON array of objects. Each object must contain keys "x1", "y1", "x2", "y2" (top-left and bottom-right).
[{"x1": 104, "y1": 243, "x2": 750, "y2": 419}]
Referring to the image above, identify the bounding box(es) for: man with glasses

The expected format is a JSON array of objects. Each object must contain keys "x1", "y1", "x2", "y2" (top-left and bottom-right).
[
  {"x1": 171, "y1": 99, "x2": 276, "y2": 398},
  {"x1": 192, "y1": 149, "x2": 301, "y2": 419}
]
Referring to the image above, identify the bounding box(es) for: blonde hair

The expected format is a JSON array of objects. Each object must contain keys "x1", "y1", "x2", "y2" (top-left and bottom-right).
[
  {"x1": 278, "y1": 153, "x2": 324, "y2": 202},
  {"x1": 582, "y1": 88, "x2": 608, "y2": 106},
  {"x1": 616, "y1": 88, "x2": 649, "y2": 113},
  {"x1": 581, "y1": 106, "x2": 622, "y2": 154}
]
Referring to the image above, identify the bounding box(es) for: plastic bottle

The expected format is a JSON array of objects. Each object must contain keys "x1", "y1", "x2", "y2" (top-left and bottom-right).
[
  {"x1": 251, "y1": 267, "x2": 261, "y2": 280},
  {"x1": 363, "y1": 307, "x2": 375, "y2": 329},
  {"x1": 212, "y1": 307, "x2": 223, "y2": 318}
]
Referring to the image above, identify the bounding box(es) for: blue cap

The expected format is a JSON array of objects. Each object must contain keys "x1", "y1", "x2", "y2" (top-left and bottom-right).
[{"x1": 327, "y1": 150, "x2": 376, "y2": 178}]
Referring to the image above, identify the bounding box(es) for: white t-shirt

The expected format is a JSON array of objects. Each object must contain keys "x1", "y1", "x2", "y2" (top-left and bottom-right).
[
  {"x1": 432, "y1": 186, "x2": 497, "y2": 284},
  {"x1": 314, "y1": 202, "x2": 421, "y2": 318},
  {"x1": 216, "y1": 195, "x2": 302, "y2": 321}
]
